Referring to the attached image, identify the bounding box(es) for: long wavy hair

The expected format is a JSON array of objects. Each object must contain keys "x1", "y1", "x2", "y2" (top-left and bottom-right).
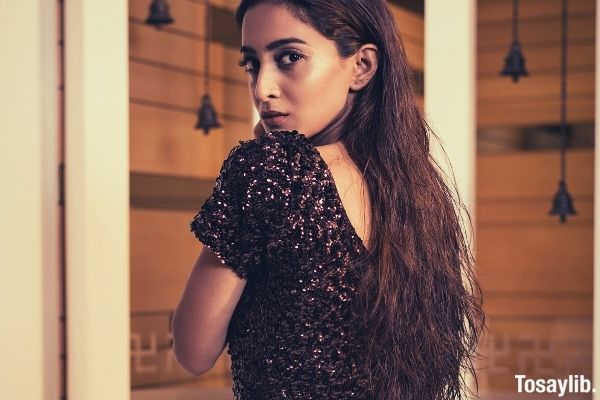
[{"x1": 235, "y1": 1, "x2": 486, "y2": 399}]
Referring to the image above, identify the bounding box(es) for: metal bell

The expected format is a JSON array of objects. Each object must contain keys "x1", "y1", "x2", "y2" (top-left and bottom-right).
[
  {"x1": 145, "y1": 0, "x2": 174, "y2": 28},
  {"x1": 501, "y1": 40, "x2": 529, "y2": 82},
  {"x1": 549, "y1": 180, "x2": 577, "y2": 223},
  {"x1": 195, "y1": 94, "x2": 222, "y2": 134}
]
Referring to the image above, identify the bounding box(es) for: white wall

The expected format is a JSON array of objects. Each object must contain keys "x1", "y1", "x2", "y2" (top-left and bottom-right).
[
  {"x1": 65, "y1": 0, "x2": 130, "y2": 399},
  {"x1": 0, "y1": 1, "x2": 60, "y2": 399},
  {"x1": 425, "y1": 0, "x2": 477, "y2": 396}
]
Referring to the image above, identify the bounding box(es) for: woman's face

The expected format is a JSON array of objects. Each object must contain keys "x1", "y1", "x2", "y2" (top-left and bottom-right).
[{"x1": 240, "y1": 3, "x2": 355, "y2": 137}]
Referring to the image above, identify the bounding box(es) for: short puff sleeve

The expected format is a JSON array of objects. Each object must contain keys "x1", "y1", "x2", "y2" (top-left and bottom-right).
[{"x1": 189, "y1": 137, "x2": 290, "y2": 280}]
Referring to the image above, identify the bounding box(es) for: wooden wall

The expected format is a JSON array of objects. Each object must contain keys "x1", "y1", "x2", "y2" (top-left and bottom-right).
[
  {"x1": 475, "y1": 1, "x2": 595, "y2": 396},
  {"x1": 478, "y1": 0, "x2": 595, "y2": 127},
  {"x1": 476, "y1": 149, "x2": 594, "y2": 395},
  {"x1": 388, "y1": 2, "x2": 425, "y2": 111}
]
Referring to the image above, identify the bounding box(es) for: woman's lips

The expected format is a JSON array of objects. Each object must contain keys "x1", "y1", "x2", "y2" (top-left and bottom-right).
[{"x1": 262, "y1": 114, "x2": 288, "y2": 127}]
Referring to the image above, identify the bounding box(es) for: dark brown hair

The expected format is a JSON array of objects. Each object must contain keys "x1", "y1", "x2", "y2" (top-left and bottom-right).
[{"x1": 235, "y1": 1, "x2": 486, "y2": 399}]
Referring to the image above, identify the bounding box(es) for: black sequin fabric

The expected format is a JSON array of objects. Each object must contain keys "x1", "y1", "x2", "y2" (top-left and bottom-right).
[{"x1": 190, "y1": 129, "x2": 371, "y2": 399}]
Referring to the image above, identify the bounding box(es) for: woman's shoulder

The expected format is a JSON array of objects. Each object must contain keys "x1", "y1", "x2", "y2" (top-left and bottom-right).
[
  {"x1": 225, "y1": 129, "x2": 318, "y2": 176},
  {"x1": 233, "y1": 129, "x2": 312, "y2": 155},
  {"x1": 214, "y1": 130, "x2": 319, "y2": 210}
]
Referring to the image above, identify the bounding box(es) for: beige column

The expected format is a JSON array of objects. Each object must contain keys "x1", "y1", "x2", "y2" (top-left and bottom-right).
[
  {"x1": 0, "y1": 1, "x2": 60, "y2": 399},
  {"x1": 64, "y1": 1, "x2": 130, "y2": 399},
  {"x1": 425, "y1": 0, "x2": 477, "y2": 226},
  {"x1": 594, "y1": 0, "x2": 600, "y2": 398},
  {"x1": 424, "y1": 0, "x2": 477, "y2": 395}
]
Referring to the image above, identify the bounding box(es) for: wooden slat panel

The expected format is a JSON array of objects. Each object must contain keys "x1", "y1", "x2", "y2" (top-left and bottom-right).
[
  {"x1": 387, "y1": 2, "x2": 424, "y2": 43},
  {"x1": 130, "y1": 61, "x2": 252, "y2": 121},
  {"x1": 130, "y1": 172, "x2": 215, "y2": 210},
  {"x1": 401, "y1": 37, "x2": 423, "y2": 71},
  {"x1": 130, "y1": 0, "x2": 205, "y2": 35},
  {"x1": 478, "y1": 42, "x2": 594, "y2": 76},
  {"x1": 130, "y1": 102, "x2": 251, "y2": 177},
  {"x1": 477, "y1": 197, "x2": 593, "y2": 225},
  {"x1": 477, "y1": 224, "x2": 593, "y2": 293},
  {"x1": 130, "y1": 21, "x2": 205, "y2": 72},
  {"x1": 130, "y1": 102, "x2": 223, "y2": 177},
  {"x1": 483, "y1": 295, "x2": 593, "y2": 318},
  {"x1": 210, "y1": 42, "x2": 249, "y2": 84},
  {"x1": 478, "y1": 95, "x2": 595, "y2": 127},
  {"x1": 477, "y1": 126, "x2": 526, "y2": 153},
  {"x1": 130, "y1": 209, "x2": 202, "y2": 312},
  {"x1": 477, "y1": 1, "x2": 596, "y2": 127},
  {"x1": 478, "y1": 14, "x2": 594, "y2": 49},
  {"x1": 478, "y1": 70, "x2": 594, "y2": 101},
  {"x1": 476, "y1": 149, "x2": 593, "y2": 199},
  {"x1": 388, "y1": 2, "x2": 424, "y2": 70},
  {"x1": 476, "y1": 150, "x2": 593, "y2": 294},
  {"x1": 478, "y1": 0, "x2": 595, "y2": 23},
  {"x1": 475, "y1": 140, "x2": 593, "y2": 391},
  {"x1": 210, "y1": 0, "x2": 239, "y2": 12},
  {"x1": 130, "y1": 22, "x2": 248, "y2": 83},
  {"x1": 478, "y1": 70, "x2": 595, "y2": 126}
]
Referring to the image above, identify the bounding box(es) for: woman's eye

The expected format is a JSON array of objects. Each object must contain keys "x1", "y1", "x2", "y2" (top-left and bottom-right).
[
  {"x1": 237, "y1": 52, "x2": 303, "y2": 74},
  {"x1": 278, "y1": 52, "x2": 304, "y2": 66}
]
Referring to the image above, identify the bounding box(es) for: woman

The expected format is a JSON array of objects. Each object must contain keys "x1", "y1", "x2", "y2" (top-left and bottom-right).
[{"x1": 172, "y1": 0, "x2": 486, "y2": 399}]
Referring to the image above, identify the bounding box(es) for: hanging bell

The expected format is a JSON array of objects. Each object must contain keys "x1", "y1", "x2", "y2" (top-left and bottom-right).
[
  {"x1": 195, "y1": 94, "x2": 222, "y2": 134},
  {"x1": 145, "y1": 0, "x2": 174, "y2": 29},
  {"x1": 549, "y1": 180, "x2": 577, "y2": 223},
  {"x1": 500, "y1": 40, "x2": 529, "y2": 82}
]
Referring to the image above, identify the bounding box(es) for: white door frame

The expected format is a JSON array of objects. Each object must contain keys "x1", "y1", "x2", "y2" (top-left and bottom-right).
[
  {"x1": 64, "y1": 1, "x2": 130, "y2": 399},
  {"x1": 1, "y1": 1, "x2": 61, "y2": 399},
  {"x1": 425, "y1": 0, "x2": 477, "y2": 393}
]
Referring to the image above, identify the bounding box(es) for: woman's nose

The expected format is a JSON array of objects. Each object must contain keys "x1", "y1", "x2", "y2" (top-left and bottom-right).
[{"x1": 253, "y1": 66, "x2": 280, "y2": 102}]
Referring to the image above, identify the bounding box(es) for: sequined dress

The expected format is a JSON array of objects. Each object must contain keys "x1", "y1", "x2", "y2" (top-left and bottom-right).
[{"x1": 189, "y1": 129, "x2": 371, "y2": 399}]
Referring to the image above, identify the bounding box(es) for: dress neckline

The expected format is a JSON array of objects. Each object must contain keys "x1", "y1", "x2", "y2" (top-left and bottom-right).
[{"x1": 266, "y1": 130, "x2": 369, "y2": 254}]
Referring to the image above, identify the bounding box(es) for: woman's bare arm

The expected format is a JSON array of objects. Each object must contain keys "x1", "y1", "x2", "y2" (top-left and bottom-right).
[
  {"x1": 172, "y1": 246, "x2": 247, "y2": 375},
  {"x1": 174, "y1": 123, "x2": 263, "y2": 374}
]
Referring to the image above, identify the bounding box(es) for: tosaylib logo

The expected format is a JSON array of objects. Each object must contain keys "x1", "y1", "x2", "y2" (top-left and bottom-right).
[{"x1": 515, "y1": 374, "x2": 595, "y2": 397}]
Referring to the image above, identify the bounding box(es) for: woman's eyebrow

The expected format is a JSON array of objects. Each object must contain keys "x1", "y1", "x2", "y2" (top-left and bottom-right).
[{"x1": 240, "y1": 37, "x2": 308, "y2": 54}]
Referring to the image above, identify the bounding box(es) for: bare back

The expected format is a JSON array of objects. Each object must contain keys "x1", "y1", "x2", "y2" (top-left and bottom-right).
[{"x1": 314, "y1": 143, "x2": 372, "y2": 250}]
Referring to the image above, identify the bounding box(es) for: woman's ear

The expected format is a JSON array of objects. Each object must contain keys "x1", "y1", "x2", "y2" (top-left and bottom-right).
[{"x1": 349, "y1": 44, "x2": 378, "y2": 92}]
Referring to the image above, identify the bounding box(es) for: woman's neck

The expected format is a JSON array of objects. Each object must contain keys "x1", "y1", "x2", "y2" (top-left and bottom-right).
[{"x1": 308, "y1": 92, "x2": 355, "y2": 147}]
